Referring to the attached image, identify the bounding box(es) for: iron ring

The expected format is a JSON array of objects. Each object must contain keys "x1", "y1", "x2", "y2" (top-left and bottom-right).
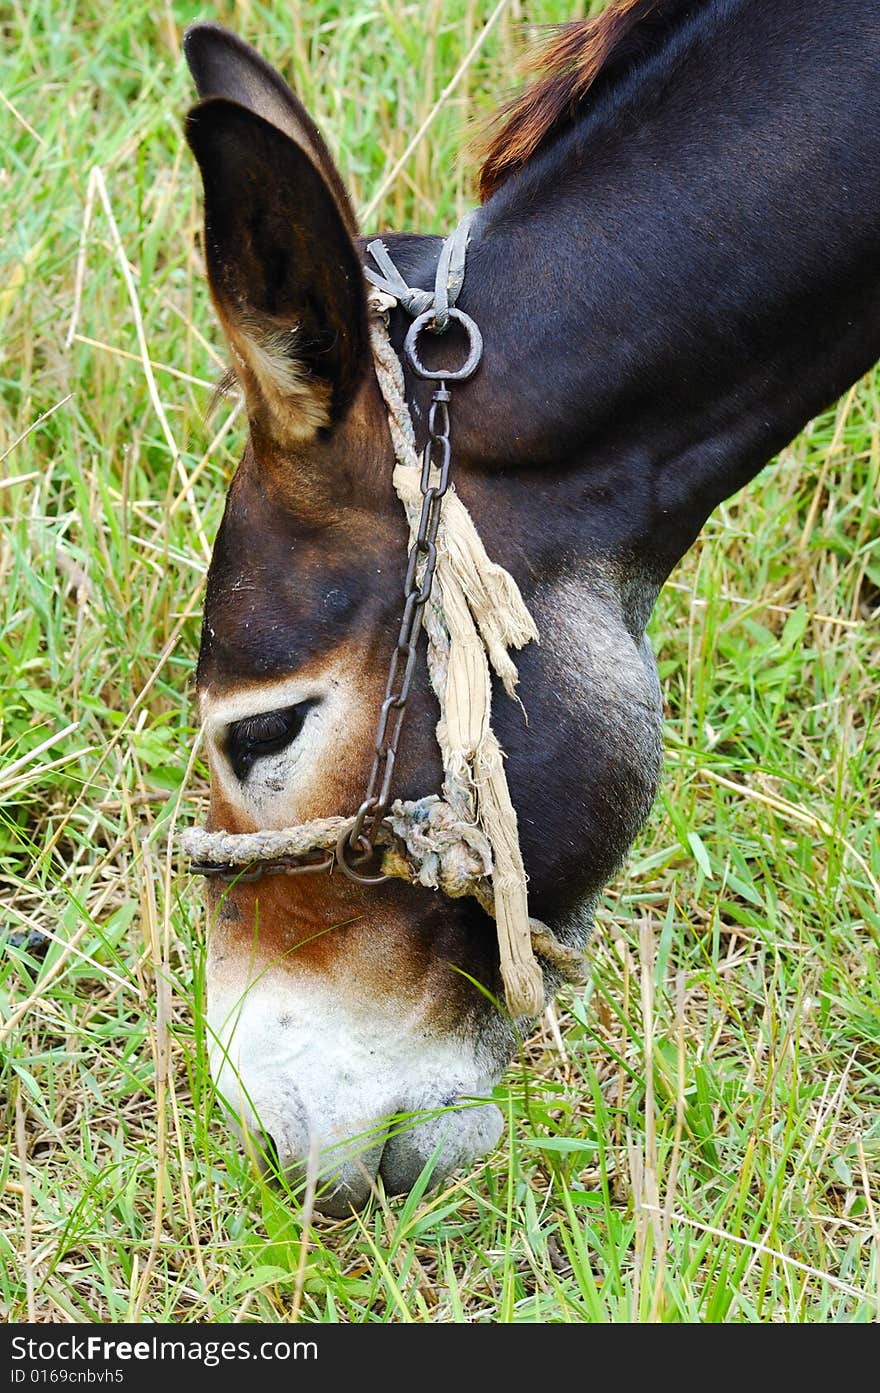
[
  {"x1": 404, "y1": 307, "x2": 483, "y2": 382},
  {"x1": 335, "y1": 825, "x2": 391, "y2": 885}
]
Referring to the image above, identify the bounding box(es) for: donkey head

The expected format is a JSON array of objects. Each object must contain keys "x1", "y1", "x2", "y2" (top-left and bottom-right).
[
  {"x1": 183, "y1": 23, "x2": 666, "y2": 1214},
  {"x1": 182, "y1": 0, "x2": 880, "y2": 1213}
]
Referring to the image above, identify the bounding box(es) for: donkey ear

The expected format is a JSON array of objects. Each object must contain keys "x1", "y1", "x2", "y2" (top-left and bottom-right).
[
  {"x1": 186, "y1": 97, "x2": 368, "y2": 445},
  {"x1": 183, "y1": 23, "x2": 358, "y2": 238}
]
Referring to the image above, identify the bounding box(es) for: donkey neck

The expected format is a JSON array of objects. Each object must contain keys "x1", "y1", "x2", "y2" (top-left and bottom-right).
[{"x1": 427, "y1": 0, "x2": 880, "y2": 582}]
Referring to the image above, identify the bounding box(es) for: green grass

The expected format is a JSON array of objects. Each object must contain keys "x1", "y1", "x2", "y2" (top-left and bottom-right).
[{"x1": 1, "y1": 0, "x2": 878, "y2": 1323}]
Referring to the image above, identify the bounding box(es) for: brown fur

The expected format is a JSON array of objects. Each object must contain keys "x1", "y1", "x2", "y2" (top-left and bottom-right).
[
  {"x1": 478, "y1": 0, "x2": 667, "y2": 200},
  {"x1": 209, "y1": 871, "x2": 485, "y2": 1026},
  {"x1": 209, "y1": 872, "x2": 365, "y2": 970}
]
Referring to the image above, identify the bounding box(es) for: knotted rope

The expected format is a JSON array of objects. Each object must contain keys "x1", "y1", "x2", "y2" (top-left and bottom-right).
[{"x1": 180, "y1": 214, "x2": 586, "y2": 1014}]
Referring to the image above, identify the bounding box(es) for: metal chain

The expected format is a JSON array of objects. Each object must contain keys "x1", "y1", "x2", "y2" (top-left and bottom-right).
[
  {"x1": 191, "y1": 851, "x2": 335, "y2": 882},
  {"x1": 194, "y1": 230, "x2": 483, "y2": 888},
  {"x1": 335, "y1": 379, "x2": 455, "y2": 883}
]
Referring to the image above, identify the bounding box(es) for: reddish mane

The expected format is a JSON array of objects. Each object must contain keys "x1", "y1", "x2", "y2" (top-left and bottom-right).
[{"x1": 478, "y1": 0, "x2": 688, "y2": 201}]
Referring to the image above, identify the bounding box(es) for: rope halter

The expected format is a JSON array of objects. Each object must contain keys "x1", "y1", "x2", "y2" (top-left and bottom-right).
[{"x1": 180, "y1": 211, "x2": 586, "y2": 1016}]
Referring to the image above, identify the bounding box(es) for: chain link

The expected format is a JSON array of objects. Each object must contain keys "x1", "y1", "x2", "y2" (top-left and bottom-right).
[
  {"x1": 335, "y1": 379, "x2": 454, "y2": 882},
  {"x1": 190, "y1": 849, "x2": 335, "y2": 883}
]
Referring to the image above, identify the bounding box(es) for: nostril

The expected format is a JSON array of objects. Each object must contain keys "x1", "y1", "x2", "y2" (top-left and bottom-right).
[
  {"x1": 250, "y1": 1127, "x2": 311, "y2": 1196},
  {"x1": 380, "y1": 1100, "x2": 504, "y2": 1197},
  {"x1": 225, "y1": 1085, "x2": 389, "y2": 1213},
  {"x1": 250, "y1": 1132, "x2": 314, "y2": 1204},
  {"x1": 260, "y1": 1131, "x2": 281, "y2": 1177}
]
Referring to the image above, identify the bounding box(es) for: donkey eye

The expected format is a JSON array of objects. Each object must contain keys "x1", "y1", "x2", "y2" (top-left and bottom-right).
[{"x1": 226, "y1": 703, "x2": 313, "y2": 782}]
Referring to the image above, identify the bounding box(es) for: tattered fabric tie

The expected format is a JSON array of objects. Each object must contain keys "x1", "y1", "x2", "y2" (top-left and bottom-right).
[
  {"x1": 363, "y1": 207, "x2": 477, "y2": 330},
  {"x1": 180, "y1": 211, "x2": 586, "y2": 1015}
]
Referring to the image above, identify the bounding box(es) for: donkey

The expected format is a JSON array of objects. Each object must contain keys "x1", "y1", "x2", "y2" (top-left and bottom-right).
[{"x1": 182, "y1": 0, "x2": 880, "y2": 1215}]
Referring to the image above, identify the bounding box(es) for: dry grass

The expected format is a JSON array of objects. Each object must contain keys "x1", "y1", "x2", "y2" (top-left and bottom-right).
[{"x1": 1, "y1": 0, "x2": 878, "y2": 1322}]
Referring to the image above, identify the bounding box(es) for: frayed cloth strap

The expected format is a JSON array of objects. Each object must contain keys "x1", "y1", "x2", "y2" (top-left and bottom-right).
[
  {"x1": 364, "y1": 209, "x2": 477, "y2": 331},
  {"x1": 366, "y1": 230, "x2": 546, "y2": 1016},
  {"x1": 180, "y1": 212, "x2": 586, "y2": 1017}
]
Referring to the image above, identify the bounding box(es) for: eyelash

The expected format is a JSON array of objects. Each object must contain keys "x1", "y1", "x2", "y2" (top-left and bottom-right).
[{"x1": 226, "y1": 702, "x2": 313, "y2": 782}]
